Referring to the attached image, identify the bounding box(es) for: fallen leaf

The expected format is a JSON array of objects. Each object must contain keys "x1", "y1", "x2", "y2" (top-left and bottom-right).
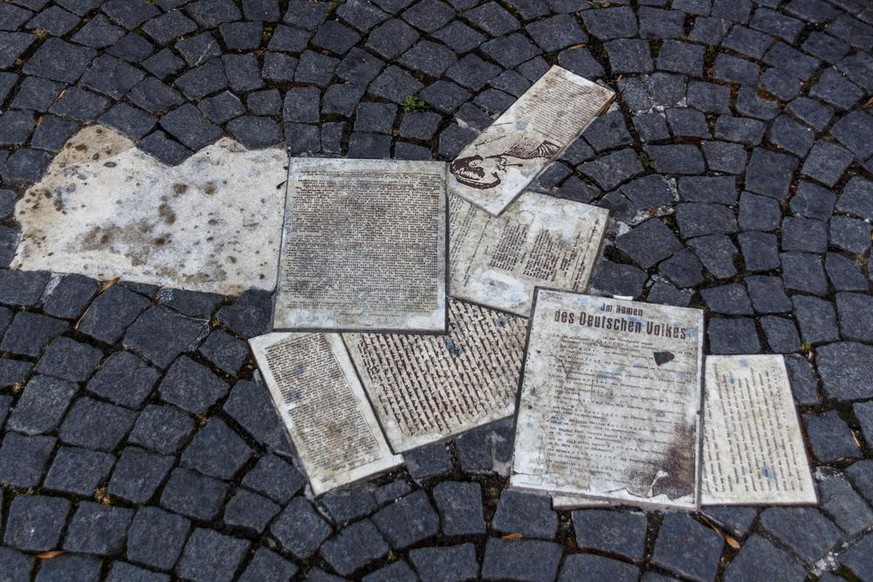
[
  {"x1": 502, "y1": 532, "x2": 524, "y2": 541},
  {"x1": 36, "y1": 551, "x2": 64, "y2": 560},
  {"x1": 725, "y1": 535, "x2": 741, "y2": 550},
  {"x1": 98, "y1": 277, "x2": 120, "y2": 293}
]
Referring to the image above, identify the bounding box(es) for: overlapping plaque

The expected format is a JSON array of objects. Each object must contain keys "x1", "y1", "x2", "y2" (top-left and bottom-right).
[
  {"x1": 448, "y1": 66, "x2": 614, "y2": 216},
  {"x1": 512, "y1": 290, "x2": 705, "y2": 510}
]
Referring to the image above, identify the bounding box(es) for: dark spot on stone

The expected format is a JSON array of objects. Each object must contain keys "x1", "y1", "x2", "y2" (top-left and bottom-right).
[
  {"x1": 207, "y1": 219, "x2": 218, "y2": 225},
  {"x1": 654, "y1": 351, "x2": 675, "y2": 366},
  {"x1": 228, "y1": 256, "x2": 237, "y2": 263},
  {"x1": 75, "y1": 144, "x2": 87, "y2": 151},
  {"x1": 173, "y1": 184, "x2": 188, "y2": 194},
  {"x1": 204, "y1": 182, "x2": 216, "y2": 195},
  {"x1": 159, "y1": 203, "x2": 176, "y2": 225},
  {"x1": 104, "y1": 162, "x2": 117, "y2": 168},
  {"x1": 154, "y1": 237, "x2": 166, "y2": 245}
]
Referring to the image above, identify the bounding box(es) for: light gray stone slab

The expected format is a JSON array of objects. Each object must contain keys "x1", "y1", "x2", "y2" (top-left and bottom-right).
[
  {"x1": 249, "y1": 332, "x2": 403, "y2": 496},
  {"x1": 511, "y1": 290, "x2": 704, "y2": 511},
  {"x1": 275, "y1": 158, "x2": 447, "y2": 332},
  {"x1": 702, "y1": 355, "x2": 816, "y2": 506},
  {"x1": 13, "y1": 126, "x2": 287, "y2": 295},
  {"x1": 449, "y1": 192, "x2": 608, "y2": 317},
  {"x1": 449, "y1": 66, "x2": 614, "y2": 216},
  {"x1": 343, "y1": 299, "x2": 527, "y2": 452}
]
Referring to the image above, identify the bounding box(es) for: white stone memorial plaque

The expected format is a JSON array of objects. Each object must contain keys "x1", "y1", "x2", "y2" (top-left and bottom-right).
[
  {"x1": 249, "y1": 333, "x2": 403, "y2": 496},
  {"x1": 343, "y1": 299, "x2": 528, "y2": 452},
  {"x1": 448, "y1": 66, "x2": 614, "y2": 216},
  {"x1": 449, "y1": 192, "x2": 608, "y2": 316},
  {"x1": 511, "y1": 290, "x2": 704, "y2": 510},
  {"x1": 13, "y1": 126, "x2": 287, "y2": 295},
  {"x1": 275, "y1": 158, "x2": 447, "y2": 332},
  {"x1": 701, "y1": 355, "x2": 816, "y2": 506}
]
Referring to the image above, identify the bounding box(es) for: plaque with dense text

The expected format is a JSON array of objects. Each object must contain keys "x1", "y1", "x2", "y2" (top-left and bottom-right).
[
  {"x1": 450, "y1": 193, "x2": 608, "y2": 317},
  {"x1": 344, "y1": 299, "x2": 528, "y2": 452},
  {"x1": 275, "y1": 158, "x2": 447, "y2": 332},
  {"x1": 511, "y1": 290, "x2": 704, "y2": 510},
  {"x1": 701, "y1": 355, "x2": 816, "y2": 506},
  {"x1": 448, "y1": 66, "x2": 614, "y2": 216},
  {"x1": 249, "y1": 333, "x2": 403, "y2": 496}
]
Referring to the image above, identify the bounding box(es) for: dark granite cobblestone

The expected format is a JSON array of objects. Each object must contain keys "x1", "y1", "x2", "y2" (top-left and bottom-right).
[{"x1": 0, "y1": 1, "x2": 871, "y2": 579}]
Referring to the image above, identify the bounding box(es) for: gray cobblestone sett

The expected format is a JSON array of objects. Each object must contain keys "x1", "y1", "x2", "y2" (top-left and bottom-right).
[
  {"x1": 44, "y1": 446, "x2": 115, "y2": 496},
  {"x1": 181, "y1": 417, "x2": 253, "y2": 480},
  {"x1": 177, "y1": 528, "x2": 251, "y2": 582},
  {"x1": 224, "y1": 489, "x2": 281, "y2": 533},
  {"x1": 108, "y1": 446, "x2": 174, "y2": 504},
  {"x1": 573, "y1": 509, "x2": 647, "y2": 562},
  {"x1": 482, "y1": 539, "x2": 563, "y2": 582},
  {"x1": 271, "y1": 497, "x2": 333, "y2": 559},
  {"x1": 38, "y1": 271, "x2": 99, "y2": 319},
  {"x1": 160, "y1": 467, "x2": 229, "y2": 521},
  {"x1": 238, "y1": 548, "x2": 298, "y2": 582},
  {"x1": 723, "y1": 535, "x2": 805, "y2": 582},
  {"x1": 0, "y1": 311, "x2": 67, "y2": 357},
  {"x1": 8, "y1": 374, "x2": 77, "y2": 435},
  {"x1": 158, "y1": 356, "x2": 229, "y2": 415},
  {"x1": 64, "y1": 501, "x2": 133, "y2": 555},
  {"x1": 4, "y1": 494, "x2": 70, "y2": 551},
  {"x1": 321, "y1": 519, "x2": 390, "y2": 576}
]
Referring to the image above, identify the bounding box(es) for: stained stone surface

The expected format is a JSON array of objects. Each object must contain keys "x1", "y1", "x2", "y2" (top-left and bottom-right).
[
  {"x1": 0, "y1": 0, "x2": 872, "y2": 579},
  {"x1": 13, "y1": 126, "x2": 286, "y2": 295}
]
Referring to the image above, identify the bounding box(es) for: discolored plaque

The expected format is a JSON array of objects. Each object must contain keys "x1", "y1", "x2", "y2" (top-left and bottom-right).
[
  {"x1": 511, "y1": 290, "x2": 704, "y2": 510},
  {"x1": 449, "y1": 192, "x2": 608, "y2": 317},
  {"x1": 702, "y1": 355, "x2": 816, "y2": 506},
  {"x1": 275, "y1": 158, "x2": 447, "y2": 332},
  {"x1": 343, "y1": 299, "x2": 528, "y2": 452},
  {"x1": 13, "y1": 126, "x2": 287, "y2": 295},
  {"x1": 249, "y1": 332, "x2": 403, "y2": 496},
  {"x1": 448, "y1": 66, "x2": 614, "y2": 216}
]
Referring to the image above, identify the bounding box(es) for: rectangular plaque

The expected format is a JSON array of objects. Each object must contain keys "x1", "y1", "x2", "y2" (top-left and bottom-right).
[
  {"x1": 249, "y1": 333, "x2": 403, "y2": 496},
  {"x1": 701, "y1": 355, "x2": 816, "y2": 506},
  {"x1": 275, "y1": 158, "x2": 447, "y2": 332},
  {"x1": 343, "y1": 299, "x2": 528, "y2": 452},
  {"x1": 448, "y1": 66, "x2": 614, "y2": 216},
  {"x1": 511, "y1": 290, "x2": 704, "y2": 510},
  {"x1": 450, "y1": 192, "x2": 608, "y2": 317}
]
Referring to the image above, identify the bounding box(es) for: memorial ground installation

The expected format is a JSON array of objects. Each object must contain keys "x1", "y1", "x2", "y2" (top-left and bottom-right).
[
  {"x1": 5, "y1": 63, "x2": 817, "y2": 510},
  {"x1": 249, "y1": 66, "x2": 816, "y2": 510}
]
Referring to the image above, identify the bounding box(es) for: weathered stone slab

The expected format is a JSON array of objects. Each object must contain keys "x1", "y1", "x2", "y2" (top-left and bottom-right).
[
  {"x1": 702, "y1": 355, "x2": 816, "y2": 506},
  {"x1": 343, "y1": 299, "x2": 527, "y2": 452},
  {"x1": 13, "y1": 125, "x2": 287, "y2": 295},
  {"x1": 511, "y1": 290, "x2": 703, "y2": 510},
  {"x1": 449, "y1": 193, "x2": 608, "y2": 316},
  {"x1": 275, "y1": 158, "x2": 446, "y2": 332},
  {"x1": 249, "y1": 333, "x2": 402, "y2": 496},
  {"x1": 449, "y1": 66, "x2": 613, "y2": 216}
]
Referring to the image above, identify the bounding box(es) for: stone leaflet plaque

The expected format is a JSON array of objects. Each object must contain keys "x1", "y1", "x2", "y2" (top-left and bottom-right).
[
  {"x1": 702, "y1": 355, "x2": 816, "y2": 506},
  {"x1": 343, "y1": 299, "x2": 528, "y2": 452},
  {"x1": 249, "y1": 333, "x2": 402, "y2": 496},
  {"x1": 511, "y1": 290, "x2": 704, "y2": 510},
  {"x1": 450, "y1": 192, "x2": 608, "y2": 317},
  {"x1": 448, "y1": 66, "x2": 614, "y2": 216},
  {"x1": 275, "y1": 158, "x2": 447, "y2": 332}
]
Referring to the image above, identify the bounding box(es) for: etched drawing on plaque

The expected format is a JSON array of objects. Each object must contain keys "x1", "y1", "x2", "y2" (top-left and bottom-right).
[
  {"x1": 449, "y1": 66, "x2": 614, "y2": 216},
  {"x1": 275, "y1": 158, "x2": 447, "y2": 332},
  {"x1": 511, "y1": 290, "x2": 704, "y2": 510},
  {"x1": 450, "y1": 193, "x2": 608, "y2": 317},
  {"x1": 249, "y1": 333, "x2": 402, "y2": 496},
  {"x1": 702, "y1": 355, "x2": 816, "y2": 506},
  {"x1": 343, "y1": 299, "x2": 528, "y2": 452}
]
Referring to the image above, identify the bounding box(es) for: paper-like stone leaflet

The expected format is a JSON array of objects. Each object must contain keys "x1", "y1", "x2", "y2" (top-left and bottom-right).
[
  {"x1": 343, "y1": 299, "x2": 527, "y2": 452},
  {"x1": 249, "y1": 333, "x2": 402, "y2": 496},
  {"x1": 448, "y1": 66, "x2": 614, "y2": 216},
  {"x1": 275, "y1": 158, "x2": 447, "y2": 332},
  {"x1": 701, "y1": 355, "x2": 816, "y2": 506},
  {"x1": 449, "y1": 192, "x2": 608, "y2": 317},
  {"x1": 511, "y1": 290, "x2": 704, "y2": 511}
]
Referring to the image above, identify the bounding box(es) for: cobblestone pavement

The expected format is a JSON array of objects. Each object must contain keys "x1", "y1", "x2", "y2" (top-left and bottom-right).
[{"x1": 0, "y1": 0, "x2": 873, "y2": 580}]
